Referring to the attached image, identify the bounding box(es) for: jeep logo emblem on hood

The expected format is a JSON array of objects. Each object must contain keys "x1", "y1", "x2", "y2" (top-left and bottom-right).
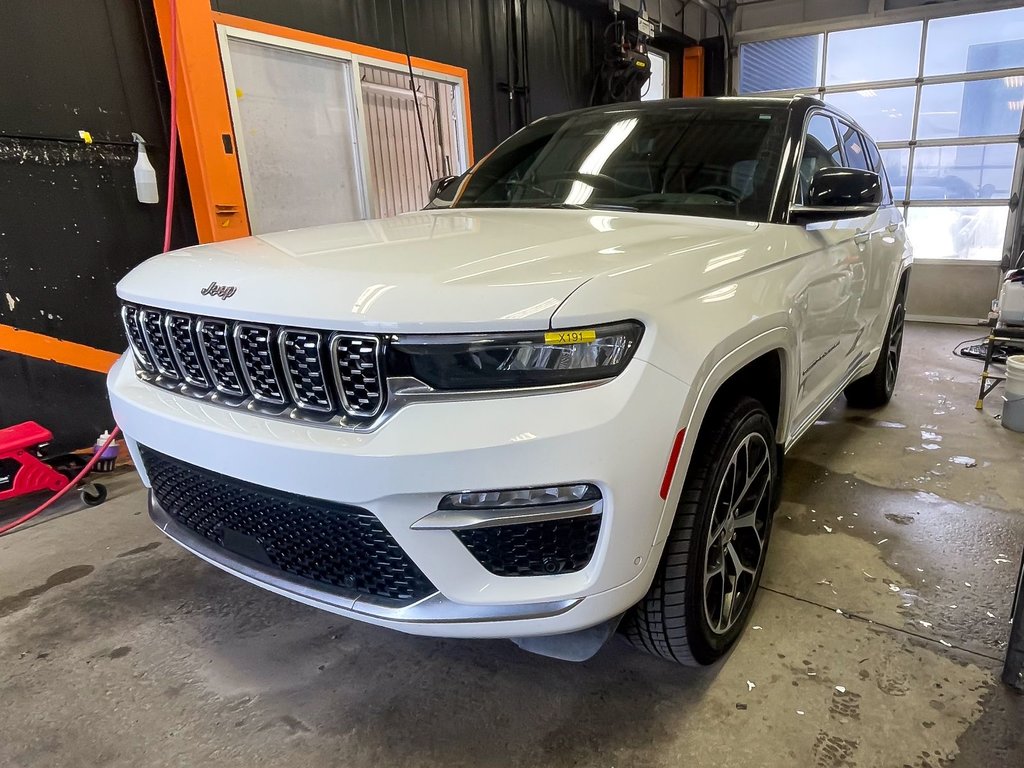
[{"x1": 201, "y1": 281, "x2": 237, "y2": 300}]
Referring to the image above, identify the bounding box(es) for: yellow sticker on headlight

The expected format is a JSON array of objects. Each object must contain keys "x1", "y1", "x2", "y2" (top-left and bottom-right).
[{"x1": 544, "y1": 329, "x2": 597, "y2": 345}]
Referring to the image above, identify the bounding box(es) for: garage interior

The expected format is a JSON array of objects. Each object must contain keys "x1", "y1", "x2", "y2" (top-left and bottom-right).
[{"x1": 2, "y1": 1, "x2": 1024, "y2": 766}]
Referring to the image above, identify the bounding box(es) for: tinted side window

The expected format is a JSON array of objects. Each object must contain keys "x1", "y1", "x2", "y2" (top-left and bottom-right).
[
  {"x1": 796, "y1": 114, "x2": 843, "y2": 204},
  {"x1": 838, "y1": 121, "x2": 870, "y2": 171},
  {"x1": 863, "y1": 136, "x2": 894, "y2": 206}
]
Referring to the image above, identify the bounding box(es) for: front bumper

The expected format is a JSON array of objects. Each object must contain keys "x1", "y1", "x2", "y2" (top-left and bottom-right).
[{"x1": 109, "y1": 353, "x2": 687, "y2": 638}]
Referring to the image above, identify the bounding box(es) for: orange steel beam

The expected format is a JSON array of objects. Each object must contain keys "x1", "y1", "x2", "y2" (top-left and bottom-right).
[
  {"x1": 152, "y1": 0, "x2": 250, "y2": 243},
  {"x1": 683, "y1": 46, "x2": 705, "y2": 97},
  {"x1": 0, "y1": 325, "x2": 119, "y2": 374}
]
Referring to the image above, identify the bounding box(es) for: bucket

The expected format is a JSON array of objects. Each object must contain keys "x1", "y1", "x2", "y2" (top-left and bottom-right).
[{"x1": 1004, "y1": 355, "x2": 1024, "y2": 432}]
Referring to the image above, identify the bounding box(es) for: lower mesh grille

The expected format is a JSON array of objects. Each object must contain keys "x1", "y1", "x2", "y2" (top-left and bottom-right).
[
  {"x1": 141, "y1": 447, "x2": 436, "y2": 603},
  {"x1": 456, "y1": 515, "x2": 602, "y2": 576}
]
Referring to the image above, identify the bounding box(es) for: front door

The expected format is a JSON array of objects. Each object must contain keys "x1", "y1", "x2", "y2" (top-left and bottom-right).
[{"x1": 790, "y1": 113, "x2": 867, "y2": 429}]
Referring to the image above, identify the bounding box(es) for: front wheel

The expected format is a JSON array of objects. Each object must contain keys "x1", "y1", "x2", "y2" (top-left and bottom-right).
[
  {"x1": 623, "y1": 397, "x2": 777, "y2": 665},
  {"x1": 844, "y1": 285, "x2": 906, "y2": 408}
]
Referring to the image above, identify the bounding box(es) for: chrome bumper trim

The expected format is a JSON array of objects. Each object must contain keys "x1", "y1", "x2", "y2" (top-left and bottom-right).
[
  {"x1": 148, "y1": 492, "x2": 581, "y2": 624},
  {"x1": 410, "y1": 499, "x2": 603, "y2": 530}
]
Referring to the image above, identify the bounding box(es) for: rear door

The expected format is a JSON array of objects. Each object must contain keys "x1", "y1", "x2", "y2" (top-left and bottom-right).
[
  {"x1": 860, "y1": 133, "x2": 905, "y2": 349},
  {"x1": 834, "y1": 120, "x2": 897, "y2": 361}
]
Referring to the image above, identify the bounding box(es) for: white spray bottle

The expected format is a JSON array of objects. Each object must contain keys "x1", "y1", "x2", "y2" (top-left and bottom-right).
[{"x1": 132, "y1": 132, "x2": 160, "y2": 204}]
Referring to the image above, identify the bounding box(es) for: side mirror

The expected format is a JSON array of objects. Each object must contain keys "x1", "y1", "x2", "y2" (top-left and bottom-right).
[
  {"x1": 428, "y1": 175, "x2": 459, "y2": 202},
  {"x1": 790, "y1": 167, "x2": 882, "y2": 225}
]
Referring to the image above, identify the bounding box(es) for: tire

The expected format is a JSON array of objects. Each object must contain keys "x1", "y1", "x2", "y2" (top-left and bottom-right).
[
  {"x1": 623, "y1": 397, "x2": 777, "y2": 665},
  {"x1": 844, "y1": 285, "x2": 906, "y2": 408},
  {"x1": 81, "y1": 483, "x2": 107, "y2": 507}
]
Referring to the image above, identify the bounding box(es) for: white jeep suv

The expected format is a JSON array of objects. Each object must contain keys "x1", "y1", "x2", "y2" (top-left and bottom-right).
[{"x1": 109, "y1": 96, "x2": 911, "y2": 664}]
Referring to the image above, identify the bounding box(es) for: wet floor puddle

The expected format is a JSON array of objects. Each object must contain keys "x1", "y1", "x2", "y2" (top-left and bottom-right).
[{"x1": 773, "y1": 458, "x2": 1023, "y2": 653}]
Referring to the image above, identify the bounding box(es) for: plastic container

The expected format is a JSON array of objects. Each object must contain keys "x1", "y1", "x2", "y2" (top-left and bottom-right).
[
  {"x1": 92, "y1": 430, "x2": 121, "y2": 472},
  {"x1": 999, "y1": 270, "x2": 1024, "y2": 326},
  {"x1": 1003, "y1": 355, "x2": 1024, "y2": 432}
]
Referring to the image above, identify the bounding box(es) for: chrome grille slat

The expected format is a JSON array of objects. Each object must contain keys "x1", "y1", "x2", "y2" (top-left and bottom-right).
[
  {"x1": 121, "y1": 303, "x2": 386, "y2": 423},
  {"x1": 234, "y1": 324, "x2": 286, "y2": 405},
  {"x1": 165, "y1": 314, "x2": 210, "y2": 389},
  {"x1": 139, "y1": 308, "x2": 180, "y2": 380},
  {"x1": 280, "y1": 330, "x2": 333, "y2": 413},
  {"x1": 121, "y1": 305, "x2": 155, "y2": 373},
  {"x1": 196, "y1": 319, "x2": 246, "y2": 397},
  {"x1": 330, "y1": 334, "x2": 385, "y2": 418}
]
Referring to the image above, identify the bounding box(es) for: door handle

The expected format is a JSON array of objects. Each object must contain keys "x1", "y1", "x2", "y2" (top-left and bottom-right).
[
  {"x1": 886, "y1": 222, "x2": 899, "y2": 233},
  {"x1": 854, "y1": 231, "x2": 871, "y2": 245}
]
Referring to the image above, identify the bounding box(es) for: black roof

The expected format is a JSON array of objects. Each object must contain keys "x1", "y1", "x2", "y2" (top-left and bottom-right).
[{"x1": 542, "y1": 94, "x2": 870, "y2": 144}]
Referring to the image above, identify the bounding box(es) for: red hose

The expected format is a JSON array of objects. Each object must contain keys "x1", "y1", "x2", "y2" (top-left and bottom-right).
[
  {"x1": 1, "y1": 3, "x2": 181, "y2": 537},
  {"x1": 162, "y1": 0, "x2": 179, "y2": 252},
  {"x1": 0, "y1": 428, "x2": 122, "y2": 536}
]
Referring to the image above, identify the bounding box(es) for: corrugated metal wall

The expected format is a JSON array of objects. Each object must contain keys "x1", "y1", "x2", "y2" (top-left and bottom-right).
[
  {"x1": 361, "y1": 66, "x2": 462, "y2": 216},
  {"x1": 0, "y1": 0, "x2": 195, "y2": 452}
]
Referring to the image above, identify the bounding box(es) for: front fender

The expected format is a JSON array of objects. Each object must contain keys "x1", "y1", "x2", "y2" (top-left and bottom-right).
[{"x1": 649, "y1": 325, "x2": 797, "y2": 549}]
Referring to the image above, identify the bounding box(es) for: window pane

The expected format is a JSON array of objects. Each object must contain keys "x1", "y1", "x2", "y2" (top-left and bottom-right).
[
  {"x1": 825, "y1": 87, "x2": 915, "y2": 142},
  {"x1": 910, "y1": 143, "x2": 1016, "y2": 200},
  {"x1": 864, "y1": 139, "x2": 893, "y2": 205},
  {"x1": 880, "y1": 148, "x2": 911, "y2": 202},
  {"x1": 905, "y1": 205, "x2": 1008, "y2": 261},
  {"x1": 796, "y1": 114, "x2": 842, "y2": 203},
  {"x1": 837, "y1": 122, "x2": 870, "y2": 170},
  {"x1": 642, "y1": 50, "x2": 668, "y2": 101},
  {"x1": 806, "y1": 115, "x2": 842, "y2": 164},
  {"x1": 739, "y1": 35, "x2": 823, "y2": 93},
  {"x1": 924, "y1": 7, "x2": 1024, "y2": 76},
  {"x1": 227, "y1": 38, "x2": 365, "y2": 234},
  {"x1": 825, "y1": 22, "x2": 922, "y2": 85},
  {"x1": 917, "y1": 77, "x2": 1024, "y2": 140}
]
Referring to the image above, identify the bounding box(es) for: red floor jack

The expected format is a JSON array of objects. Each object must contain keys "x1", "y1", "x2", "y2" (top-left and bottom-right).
[{"x1": 0, "y1": 421, "x2": 108, "y2": 507}]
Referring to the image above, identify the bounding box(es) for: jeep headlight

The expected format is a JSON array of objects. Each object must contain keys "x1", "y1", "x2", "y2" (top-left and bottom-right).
[{"x1": 388, "y1": 321, "x2": 643, "y2": 390}]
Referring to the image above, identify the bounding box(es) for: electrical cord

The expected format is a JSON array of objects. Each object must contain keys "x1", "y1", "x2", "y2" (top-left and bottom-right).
[
  {"x1": 399, "y1": 0, "x2": 435, "y2": 180},
  {"x1": 691, "y1": 0, "x2": 732, "y2": 93},
  {"x1": 163, "y1": 0, "x2": 179, "y2": 252},
  {"x1": 544, "y1": 0, "x2": 574, "y2": 108},
  {"x1": 953, "y1": 336, "x2": 989, "y2": 358}
]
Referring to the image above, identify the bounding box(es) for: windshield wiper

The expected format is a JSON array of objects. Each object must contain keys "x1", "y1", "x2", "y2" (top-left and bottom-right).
[{"x1": 537, "y1": 203, "x2": 639, "y2": 212}]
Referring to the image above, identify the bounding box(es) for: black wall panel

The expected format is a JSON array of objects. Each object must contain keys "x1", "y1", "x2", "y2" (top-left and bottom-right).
[{"x1": 0, "y1": 0, "x2": 195, "y2": 452}]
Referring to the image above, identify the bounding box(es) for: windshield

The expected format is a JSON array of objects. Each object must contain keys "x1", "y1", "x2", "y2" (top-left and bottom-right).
[{"x1": 451, "y1": 105, "x2": 787, "y2": 222}]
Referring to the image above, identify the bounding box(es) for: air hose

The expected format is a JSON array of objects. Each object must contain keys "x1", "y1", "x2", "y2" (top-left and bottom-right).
[
  {"x1": 0, "y1": 428, "x2": 121, "y2": 536},
  {"x1": 1, "y1": 0, "x2": 180, "y2": 537}
]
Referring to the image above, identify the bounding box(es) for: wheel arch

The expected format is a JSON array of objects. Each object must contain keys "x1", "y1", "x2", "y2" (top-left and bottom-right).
[{"x1": 651, "y1": 327, "x2": 797, "y2": 548}]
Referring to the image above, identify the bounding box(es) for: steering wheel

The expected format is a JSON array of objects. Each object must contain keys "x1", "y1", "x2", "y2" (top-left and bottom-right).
[{"x1": 691, "y1": 185, "x2": 743, "y2": 203}]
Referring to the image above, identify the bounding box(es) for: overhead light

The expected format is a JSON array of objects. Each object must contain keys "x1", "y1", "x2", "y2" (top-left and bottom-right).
[
  {"x1": 1004, "y1": 75, "x2": 1024, "y2": 88},
  {"x1": 1009, "y1": 100, "x2": 1024, "y2": 111},
  {"x1": 856, "y1": 89, "x2": 877, "y2": 98}
]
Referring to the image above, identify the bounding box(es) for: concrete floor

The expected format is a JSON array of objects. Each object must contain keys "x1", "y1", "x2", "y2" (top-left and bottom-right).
[{"x1": 1, "y1": 322, "x2": 1022, "y2": 768}]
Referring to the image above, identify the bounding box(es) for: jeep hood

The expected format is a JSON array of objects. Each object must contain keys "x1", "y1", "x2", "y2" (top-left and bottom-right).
[{"x1": 117, "y1": 208, "x2": 759, "y2": 333}]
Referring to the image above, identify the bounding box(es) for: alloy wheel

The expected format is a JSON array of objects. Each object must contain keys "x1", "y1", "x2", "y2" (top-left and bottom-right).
[
  {"x1": 703, "y1": 432, "x2": 772, "y2": 635},
  {"x1": 886, "y1": 300, "x2": 906, "y2": 393}
]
